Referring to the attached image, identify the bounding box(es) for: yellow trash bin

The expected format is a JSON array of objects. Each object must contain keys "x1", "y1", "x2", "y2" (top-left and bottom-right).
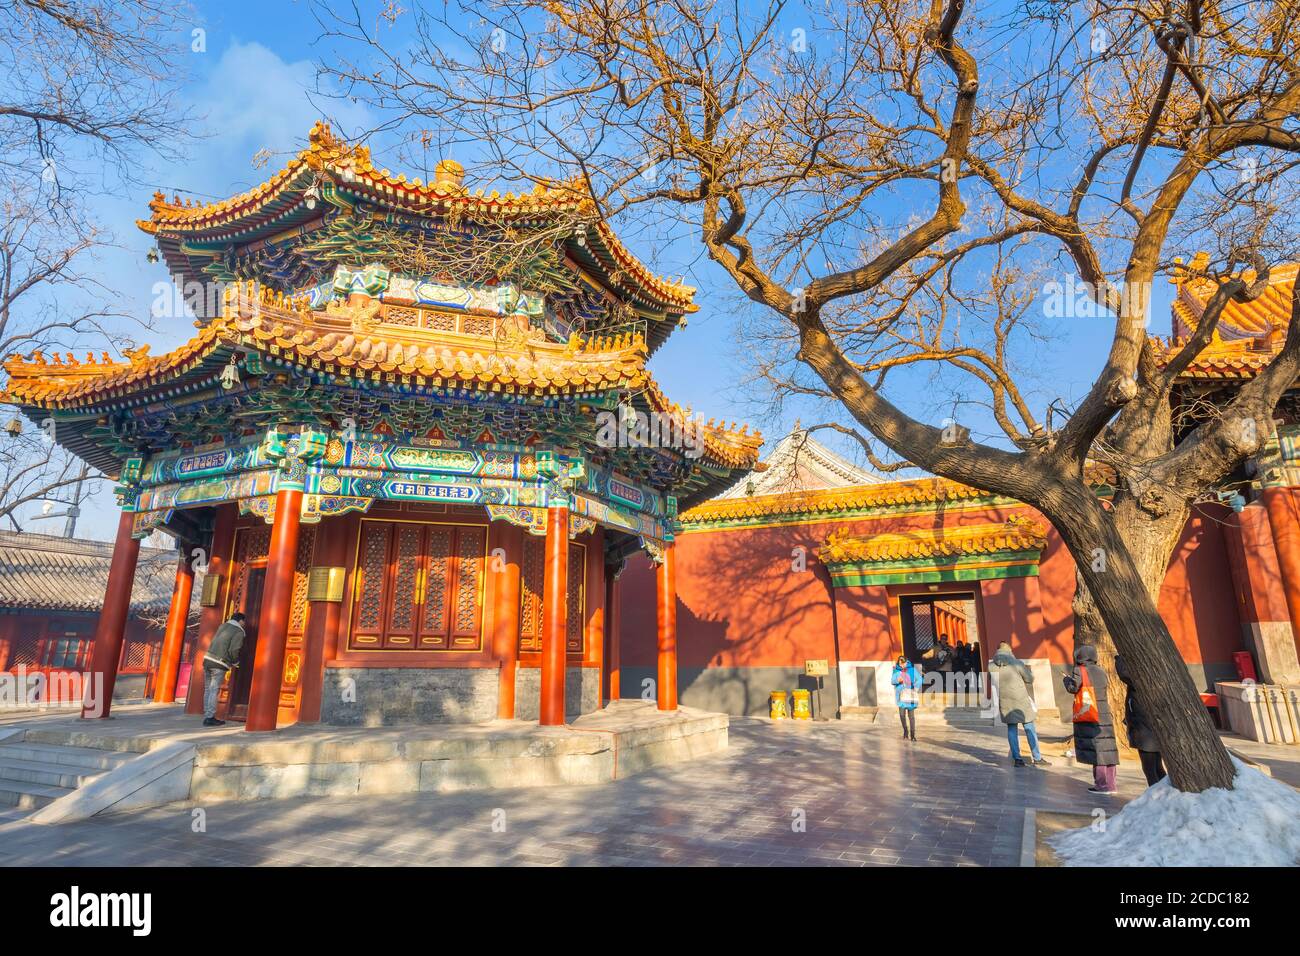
[
  {"x1": 769, "y1": 691, "x2": 789, "y2": 719},
  {"x1": 792, "y1": 689, "x2": 812, "y2": 720}
]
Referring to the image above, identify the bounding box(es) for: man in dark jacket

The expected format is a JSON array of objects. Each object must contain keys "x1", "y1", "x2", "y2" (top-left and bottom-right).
[
  {"x1": 1062, "y1": 644, "x2": 1120, "y2": 793},
  {"x1": 201, "y1": 613, "x2": 246, "y2": 726},
  {"x1": 1116, "y1": 654, "x2": 1166, "y2": 786}
]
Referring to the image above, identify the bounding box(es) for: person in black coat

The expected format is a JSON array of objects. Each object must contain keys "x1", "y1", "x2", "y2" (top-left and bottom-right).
[
  {"x1": 1115, "y1": 654, "x2": 1166, "y2": 786},
  {"x1": 1062, "y1": 644, "x2": 1120, "y2": 793}
]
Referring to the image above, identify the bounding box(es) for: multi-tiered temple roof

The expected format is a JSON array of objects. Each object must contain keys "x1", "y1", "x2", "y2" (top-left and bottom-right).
[
  {"x1": 138, "y1": 121, "x2": 695, "y2": 353},
  {"x1": 1, "y1": 122, "x2": 761, "y2": 546},
  {"x1": 1153, "y1": 257, "x2": 1298, "y2": 380}
]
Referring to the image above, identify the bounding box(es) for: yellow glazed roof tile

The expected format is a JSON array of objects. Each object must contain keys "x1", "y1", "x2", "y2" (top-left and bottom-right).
[
  {"x1": 0, "y1": 281, "x2": 761, "y2": 470},
  {"x1": 1158, "y1": 258, "x2": 1297, "y2": 380},
  {"x1": 139, "y1": 121, "x2": 694, "y2": 310},
  {"x1": 680, "y1": 475, "x2": 993, "y2": 524},
  {"x1": 1170, "y1": 258, "x2": 1297, "y2": 342},
  {"x1": 819, "y1": 516, "x2": 1049, "y2": 565}
]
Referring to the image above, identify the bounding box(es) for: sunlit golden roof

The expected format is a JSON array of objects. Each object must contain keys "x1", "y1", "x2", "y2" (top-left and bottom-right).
[
  {"x1": 681, "y1": 475, "x2": 994, "y2": 524},
  {"x1": 1, "y1": 282, "x2": 760, "y2": 470},
  {"x1": 139, "y1": 121, "x2": 695, "y2": 312},
  {"x1": 819, "y1": 516, "x2": 1048, "y2": 566}
]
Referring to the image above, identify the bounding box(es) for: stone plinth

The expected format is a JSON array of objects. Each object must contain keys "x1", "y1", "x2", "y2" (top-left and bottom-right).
[
  {"x1": 12, "y1": 700, "x2": 728, "y2": 820},
  {"x1": 1216, "y1": 681, "x2": 1300, "y2": 743}
]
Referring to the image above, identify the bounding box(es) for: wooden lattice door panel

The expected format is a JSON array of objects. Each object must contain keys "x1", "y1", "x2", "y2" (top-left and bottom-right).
[
  {"x1": 910, "y1": 602, "x2": 936, "y2": 652},
  {"x1": 350, "y1": 522, "x2": 392, "y2": 648},
  {"x1": 447, "y1": 526, "x2": 486, "y2": 649},
  {"x1": 286, "y1": 526, "x2": 317, "y2": 638},
  {"x1": 348, "y1": 520, "x2": 486, "y2": 651},
  {"x1": 517, "y1": 538, "x2": 585, "y2": 655},
  {"x1": 518, "y1": 536, "x2": 545, "y2": 652},
  {"x1": 415, "y1": 525, "x2": 452, "y2": 648},
  {"x1": 411, "y1": 524, "x2": 485, "y2": 650},
  {"x1": 384, "y1": 522, "x2": 425, "y2": 648},
  {"x1": 228, "y1": 525, "x2": 273, "y2": 618},
  {"x1": 281, "y1": 526, "x2": 317, "y2": 701},
  {"x1": 566, "y1": 545, "x2": 584, "y2": 653}
]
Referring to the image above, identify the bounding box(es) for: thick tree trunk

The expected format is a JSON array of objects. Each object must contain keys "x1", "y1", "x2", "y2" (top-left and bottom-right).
[
  {"x1": 1072, "y1": 496, "x2": 1191, "y2": 753},
  {"x1": 1050, "y1": 489, "x2": 1236, "y2": 792}
]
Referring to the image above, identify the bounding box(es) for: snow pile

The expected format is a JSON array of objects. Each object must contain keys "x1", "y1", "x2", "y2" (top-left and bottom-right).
[{"x1": 1050, "y1": 758, "x2": 1300, "y2": 867}]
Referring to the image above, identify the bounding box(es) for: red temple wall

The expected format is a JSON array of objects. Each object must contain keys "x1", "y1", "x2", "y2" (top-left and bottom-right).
[{"x1": 622, "y1": 501, "x2": 1246, "y2": 676}]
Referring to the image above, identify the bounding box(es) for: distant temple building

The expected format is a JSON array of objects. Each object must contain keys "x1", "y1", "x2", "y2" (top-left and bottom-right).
[
  {"x1": 2, "y1": 124, "x2": 1298, "y2": 730},
  {"x1": 0, "y1": 531, "x2": 198, "y2": 701}
]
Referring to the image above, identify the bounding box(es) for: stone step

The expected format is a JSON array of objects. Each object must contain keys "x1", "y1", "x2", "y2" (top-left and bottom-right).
[
  {"x1": 0, "y1": 742, "x2": 138, "y2": 772},
  {"x1": 0, "y1": 756, "x2": 108, "y2": 789},
  {"x1": 20, "y1": 729, "x2": 153, "y2": 754},
  {"x1": 0, "y1": 778, "x2": 72, "y2": 810}
]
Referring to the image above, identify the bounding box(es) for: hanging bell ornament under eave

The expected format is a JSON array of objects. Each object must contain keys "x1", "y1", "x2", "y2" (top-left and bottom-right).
[{"x1": 219, "y1": 356, "x2": 241, "y2": 390}]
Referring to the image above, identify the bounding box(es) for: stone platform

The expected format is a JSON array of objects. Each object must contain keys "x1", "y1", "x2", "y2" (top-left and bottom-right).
[{"x1": 0, "y1": 700, "x2": 728, "y2": 823}]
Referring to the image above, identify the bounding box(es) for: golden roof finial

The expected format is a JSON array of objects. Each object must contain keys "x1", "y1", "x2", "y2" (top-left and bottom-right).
[{"x1": 309, "y1": 120, "x2": 334, "y2": 147}]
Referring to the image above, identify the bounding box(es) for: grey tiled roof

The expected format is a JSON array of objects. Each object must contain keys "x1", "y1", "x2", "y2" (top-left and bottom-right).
[{"x1": 0, "y1": 530, "x2": 190, "y2": 614}]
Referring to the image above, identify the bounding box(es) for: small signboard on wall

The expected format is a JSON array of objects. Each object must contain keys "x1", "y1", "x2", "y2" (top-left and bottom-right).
[
  {"x1": 199, "y1": 574, "x2": 222, "y2": 607},
  {"x1": 804, "y1": 659, "x2": 829, "y2": 677},
  {"x1": 307, "y1": 567, "x2": 347, "y2": 602}
]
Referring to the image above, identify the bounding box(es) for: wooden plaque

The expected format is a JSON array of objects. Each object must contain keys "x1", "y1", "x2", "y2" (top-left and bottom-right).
[
  {"x1": 198, "y1": 573, "x2": 222, "y2": 607},
  {"x1": 307, "y1": 566, "x2": 347, "y2": 603}
]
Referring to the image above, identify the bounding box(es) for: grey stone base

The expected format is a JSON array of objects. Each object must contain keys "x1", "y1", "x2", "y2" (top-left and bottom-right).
[
  {"x1": 621, "y1": 665, "x2": 840, "y2": 718},
  {"x1": 321, "y1": 667, "x2": 499, "y2": 726},
  {"x1": 183, "y1": 702, "x2": 727, "y2": 802},
  {"x1": 112, "y1": 675, "x2": 147, "y2": 701},
  {"x1": 513, "y1": 666, "x2": 599, "y2": 721},
  {"x1": 13, "y1": 702, "x2": 729, "y2": 810}
]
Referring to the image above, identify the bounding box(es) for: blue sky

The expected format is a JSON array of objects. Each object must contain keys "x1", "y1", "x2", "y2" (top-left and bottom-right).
[{"x1": 15, "y1": 0, "x2": 1143, "y2": 541}]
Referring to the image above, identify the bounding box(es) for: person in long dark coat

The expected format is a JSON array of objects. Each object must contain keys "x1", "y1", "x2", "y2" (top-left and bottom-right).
[
  {"x1": 1115, "y1": 654, "x2": 1166, "y2": 786},
  {"x1": 952, "y1": 640, "x2": 968, "y2": 691},
  {"x1": 1062, "y1": 644, "x2": 1120, "y2": 793}
]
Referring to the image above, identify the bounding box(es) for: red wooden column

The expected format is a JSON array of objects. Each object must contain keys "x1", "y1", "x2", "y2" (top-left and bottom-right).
[
  {"x1": 325, "y1": 511, "x2": 361, "y2": 664},
  {"x1": 152, "y1": 552, "x2": 196, "y2": 703},
  {"x1": 245, "y1": 488, "x2": 303, "y2": 732},
  {"x1": 186, "y1": 504, "x2": 236, "y2": 715},
  {"x1": 603, "y1": 562, "x2": 623, "y2": 703},
  {"x1": 585, "y1": 526, "x2": 606, "y2": 696},
  {"x1": 489, "y1": 521, "x2": 524, "y2": 719},
  {"x1": 1262, "y1": 486, "x2": 1300, "y2": 659},
  {"x1": 539, "y1": 505, "x2": 569, "y2": 726},
  {"x1": 82, "y1": 511, "x2": 142, "y2": 719},
  {"x1": 655, "y1": 542, "x2": 678, "y2": 711},
  {"x1": 298, "y1": 513, "x2": 349, "y2": 724}
]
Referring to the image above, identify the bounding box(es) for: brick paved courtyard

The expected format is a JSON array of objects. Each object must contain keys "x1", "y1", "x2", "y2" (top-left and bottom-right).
[{"x1": 0, "y1": 719, "x2": 1147, "y2": 867}]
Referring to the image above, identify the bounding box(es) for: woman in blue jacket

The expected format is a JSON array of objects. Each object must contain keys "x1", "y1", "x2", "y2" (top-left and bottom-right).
[{"x1": 891, "y1": 654, "x2": 922, "y2": 741}]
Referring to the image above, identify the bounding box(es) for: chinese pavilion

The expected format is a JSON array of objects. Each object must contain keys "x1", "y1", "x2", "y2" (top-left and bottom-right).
[{"x1": 1, "y1": 122, "x2": 761, "y2": 732}]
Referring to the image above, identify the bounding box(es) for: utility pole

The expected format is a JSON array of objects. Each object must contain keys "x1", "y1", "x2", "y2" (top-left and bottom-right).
[{"x1": 31, "y1": 465, "x2": 91, "y2": 538}]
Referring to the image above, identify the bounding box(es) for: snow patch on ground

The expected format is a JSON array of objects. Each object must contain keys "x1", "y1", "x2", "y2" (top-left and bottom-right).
[{"x1": 1050, "y1": 758, "x2": 1300, "y2": 866}]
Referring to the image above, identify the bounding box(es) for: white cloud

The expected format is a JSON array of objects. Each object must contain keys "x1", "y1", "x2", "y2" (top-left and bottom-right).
[{"x1": 186, "y1": 39, "x2": 374, "y2": 194}]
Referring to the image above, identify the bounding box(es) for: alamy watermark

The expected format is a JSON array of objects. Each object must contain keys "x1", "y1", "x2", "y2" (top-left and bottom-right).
[
  {"x1": 595, "y1": 406, "x2": 705, "y2": 459},
  {"x1": 0, "y1": 667, "x2": 105, "y2": 716},
  {"x1": 1041, "y1": 276, "x2": 1151, "y2": 322}
]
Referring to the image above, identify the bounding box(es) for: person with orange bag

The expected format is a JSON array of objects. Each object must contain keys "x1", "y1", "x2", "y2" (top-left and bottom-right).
[{"x1": 1062, "y1": 644, "x2": 1120, "y2": 793}]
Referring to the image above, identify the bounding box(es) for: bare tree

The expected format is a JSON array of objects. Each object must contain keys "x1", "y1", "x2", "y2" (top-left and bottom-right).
[
  {"x1": 315, "y1": 0, "x2": 1300, "y2": 792},
  {"x1": 0, "y1": 0, "x2": 193, "y2": 522}
]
